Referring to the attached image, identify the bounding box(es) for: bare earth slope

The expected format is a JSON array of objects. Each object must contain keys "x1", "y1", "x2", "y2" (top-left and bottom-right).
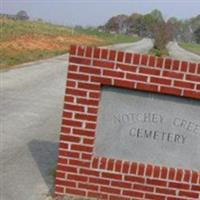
[{"x1": 0, "y1": 39, "x2": 153, "y2": 200}]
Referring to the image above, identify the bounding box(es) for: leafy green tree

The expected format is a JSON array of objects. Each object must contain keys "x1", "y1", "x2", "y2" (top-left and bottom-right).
[
  {"x1": 194, "y1": 27, "x2": 200, "y2": 43},
  {"x1": 167, "y1": 17, "x2": 182, "y2": 41},
  {"x1": 124, "y1": 13, "x2": 142, "y2": 34},
  {"x1": 167, "y1": 15, "x2": 200, "y2": 42},
  {"x1": 103, "y1": 9, "x2": 199, "y2": 44},
  {"x1": 129, "y1": 16, "x2": 145, "y2": 36},
  {"x1": 105, "y1": 15, "x2": 128, "y2": 33},
  {"x1": 150, "y1": 9, "x2": 164, "y2": 22},
  {"x1": 190, "y1": 15, "x2": 200, "y2": 33},
  {"x1": 167, "y1": 17, "x2": 179, "y2": 24},
  {"x1": 16, "y1": 10, "x2": 29, "y2": 20},
  {"x1": 142, "y1": 14, "x2": 158, "y2": 37}
]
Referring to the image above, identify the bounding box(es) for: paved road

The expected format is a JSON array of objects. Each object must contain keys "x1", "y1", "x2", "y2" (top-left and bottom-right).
[
  {"x1": 106, "y1": 38, "x2": 153, "y2": 53},
  {"x1": 0, "y1": 55, "x2": 67, "y2": 200},
  {"x1": 0, "y1": 39, "x2": 153, "y2": 200},
  {"x1": 167, "y1": 42, "x2": 200, "y2": 62}
]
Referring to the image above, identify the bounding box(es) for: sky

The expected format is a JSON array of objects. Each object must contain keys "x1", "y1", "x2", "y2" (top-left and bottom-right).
[{"x1": 1, "y1": 0, "x2": 200, "y2": 26}]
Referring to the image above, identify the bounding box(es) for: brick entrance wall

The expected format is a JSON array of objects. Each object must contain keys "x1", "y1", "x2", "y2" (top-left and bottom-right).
[{"x1": 55, "y1": 45, "x2": 200, "y2": 200}]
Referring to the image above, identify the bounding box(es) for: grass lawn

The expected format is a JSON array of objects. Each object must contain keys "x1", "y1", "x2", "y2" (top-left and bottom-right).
[
  {"x1": 179, "y1": 42, "x2": 200, "y2": 56},
  {"x1": 0, "y1": 17, "x2": 140, "y2": 69},
  {"x1": 75, "y1": 27, "x2": 140, "y2": 44}
]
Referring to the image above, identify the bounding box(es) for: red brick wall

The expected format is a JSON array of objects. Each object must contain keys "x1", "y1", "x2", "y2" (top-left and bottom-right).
[{"x1": 55, "y1": 45, "x2": 200, "y2": 200}]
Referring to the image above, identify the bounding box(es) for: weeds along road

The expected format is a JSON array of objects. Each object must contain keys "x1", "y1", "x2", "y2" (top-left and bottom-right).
[
  {"x1": 167, "y1": 42, "x2": 200, "y2": 62},
  {"x1": 0, "y1": 39, "x2": 153, "y2": 200}
]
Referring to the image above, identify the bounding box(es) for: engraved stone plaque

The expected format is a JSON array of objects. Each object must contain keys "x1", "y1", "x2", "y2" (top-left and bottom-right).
[{"x1": 94, "y1": 86, "x2": 200, "y2": 170}]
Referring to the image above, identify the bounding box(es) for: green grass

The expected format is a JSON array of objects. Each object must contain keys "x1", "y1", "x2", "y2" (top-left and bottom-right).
[
  {"x1": 0, "y1": 49, "x2": 66, "y2": 68},
  {"x1": 179, "y1": 42, "x2": 200, "y2": 56},
  {"x1": 0, "y1": 18, "x2": 72, "y2": 41},
  {"x1": 75, "y1": 27, "x2": 140, "y2": 45},
  {"x1": 1, "y1": 19, "x2": 139, "y2": 44}
]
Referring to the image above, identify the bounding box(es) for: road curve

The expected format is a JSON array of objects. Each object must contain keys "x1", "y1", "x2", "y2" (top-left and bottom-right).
[
  {"x1": 167, "y1": 42, "x2": 200, "y2": 62},
  {"x1": 106, "y1": 38, "x2": 154, "y2": 53},
  {"x1": 0, "y1": 40, "x2": 153, "y2": 200}
]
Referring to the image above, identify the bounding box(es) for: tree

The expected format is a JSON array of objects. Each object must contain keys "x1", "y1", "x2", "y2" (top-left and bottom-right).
[
  {"x1": 167, "y1": 17, "x2": 179, "y2": 24},
  {"x1": 124, "y1": 10, "x2": 164, "y2": 37},
  {"x1": 142, "y1": 14, "x2": 159, "y2": 37},
  {"x1": 128, "y1": 15, "x2": 145, "y2": 36},
  {"x1": 105, "y1": 15, "x2": 128, "y2": 33},
  {"x1": 153, "y1": 22, "x2": 173, "y2": 53},
  {"x1": 150, "y1": 9, "x2": 164, "y2": 22},
  {"x1": 194, "y1": 27, "x2": 200, "y2": 43},
  {"x1": 124, "y1": 13, "x2": 142, "y2": 34},
  {"x1": 103, "y1": 10, "x2": 199, "y2": 44},
  {"x1": 190, "y1": 15, "x2": 200, "y2": 33},
  {"x1": 167, "y1": 17, "x2": 182, "y2": 41},
  {"x1": 16, "y1": 10, "x2": 29, "y2": 20}
]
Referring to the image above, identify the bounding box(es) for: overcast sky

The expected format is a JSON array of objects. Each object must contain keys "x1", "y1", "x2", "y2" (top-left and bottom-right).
[{"x1": 1, "y1": 0, "x2": 200, "y2": 26}]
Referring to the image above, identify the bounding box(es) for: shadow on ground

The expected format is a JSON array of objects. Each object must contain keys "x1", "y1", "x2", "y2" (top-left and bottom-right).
[{"x1": 28, "y1": 139, "x2": 59, "y2": 194}]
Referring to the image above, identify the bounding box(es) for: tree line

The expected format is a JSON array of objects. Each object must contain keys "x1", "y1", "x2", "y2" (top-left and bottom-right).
[
  {"x1": 100, "y1": 10, "x2": 200, "y2": 53},
  {"x1": 0, "y1": 10, "x2": 29, "y2": 21}
]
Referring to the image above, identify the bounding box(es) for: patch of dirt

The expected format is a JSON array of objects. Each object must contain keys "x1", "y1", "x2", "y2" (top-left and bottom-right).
[{"x1": 0, "y1": 34, "x2": 104, "y2": 51}]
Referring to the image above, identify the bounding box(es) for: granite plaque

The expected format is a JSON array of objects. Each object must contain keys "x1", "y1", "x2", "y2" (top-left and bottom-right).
[{"x1": 94, "y1": 86, "x2": 200, "y2": 170}]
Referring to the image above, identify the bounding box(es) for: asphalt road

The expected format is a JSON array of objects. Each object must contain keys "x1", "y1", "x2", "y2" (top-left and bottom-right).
[
  {"x1": 0, "y1": 55, "x2": 68, "y2": 200},
  {"x1": 106, "y1": 38, "x2": 153, "y2": 53},
  {"x1": 167, "y1": 42, "x2": 200, "y2": 62},
  {"x1": 0, "y1": 39, "x2": 154, "y2": 200}
]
